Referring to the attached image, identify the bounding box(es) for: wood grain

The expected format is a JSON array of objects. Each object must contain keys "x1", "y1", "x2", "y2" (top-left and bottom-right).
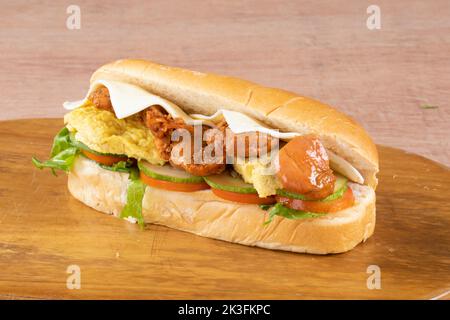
[
  {"x1": 0, "y1": 119, "x2": 449, "y2": 300},
  {"x1": 0, "y1": 1, "x2": 449, "y2": 166}
]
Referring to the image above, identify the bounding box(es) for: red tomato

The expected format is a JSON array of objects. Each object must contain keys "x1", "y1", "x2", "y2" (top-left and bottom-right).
[
  {"x1": 81, "y1": 149, "x2": 128, "y2": 166},
  {"x1": 276, "y1": 187, "x2": 354, "y2": 213},
  {"x1": 212, "y1": 189, "x2": 276, "y2": 205}
]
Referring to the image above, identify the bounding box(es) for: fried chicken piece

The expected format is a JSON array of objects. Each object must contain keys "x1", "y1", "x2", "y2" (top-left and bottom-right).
[
  {"x1": 142, "y1": 106, "x2": 193, "y2": 160},
  {"x1": 169, "y1": 126, "x2": 226, "y2": 176},
  {"x1": 88, "y1": 86, "x2": 114, "y2": 112},
  {"x1": 212, "y1": 120, "x2": 276, "y2": 159},
  {"x1": 142, "y1": 106, "x2": 225, "y2": 176},
  {"x1": 227, "y1": 131, "x2": 275, "y2": 158},
  {"x1": 170, "y1": 152, "x2": 226, "y2": 176}
]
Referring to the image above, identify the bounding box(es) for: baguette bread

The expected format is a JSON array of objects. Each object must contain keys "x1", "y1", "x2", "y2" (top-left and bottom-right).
[
  {"x1": 69, "y1": 156, "x2": 376, "y2": 254},
  {"x1": 66, "y1": 59, "x2": 378, "y2": 254}
]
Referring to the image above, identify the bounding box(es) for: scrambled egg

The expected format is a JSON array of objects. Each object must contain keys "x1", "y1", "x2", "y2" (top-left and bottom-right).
[
  {"x1": 64, "y1": 106, "x2": 165, "y2": 165},
  {"x1": 233, "y1": 159, "x2": 281, "y2": 197}
]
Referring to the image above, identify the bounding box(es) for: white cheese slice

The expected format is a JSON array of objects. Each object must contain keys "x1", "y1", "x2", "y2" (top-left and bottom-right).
[
  {"x1": 63, "y1": 80, "x2": 203, "y2": 125},
  {"x1": 190, "y1": 109, "x2": 300, "y2": 139},
  {"x1": 327, "y1": 151, "x2": 365, "y2": 184},
  {"x1": 63, "y1": 80, "x2": 364, "y2": 184}
]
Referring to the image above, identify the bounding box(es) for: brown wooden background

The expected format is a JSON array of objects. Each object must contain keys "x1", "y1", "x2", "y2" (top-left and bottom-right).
[{"x1": 1, "y1": 0, "x2": 449, "y2": 167}]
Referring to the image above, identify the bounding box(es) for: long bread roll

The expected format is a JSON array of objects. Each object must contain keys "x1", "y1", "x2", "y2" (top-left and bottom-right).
[{"x1": 61, "y1": 59, "x2": 379, "y2": 254}]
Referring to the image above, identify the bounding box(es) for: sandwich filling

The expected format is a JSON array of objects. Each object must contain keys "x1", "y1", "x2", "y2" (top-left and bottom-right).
[{"x1": 33, "y1": 81, "x2": 363, "y2": 226}]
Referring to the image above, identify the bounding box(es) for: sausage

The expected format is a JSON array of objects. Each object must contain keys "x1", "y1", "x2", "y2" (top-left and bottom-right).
[{"x1": 276, "y1": 135, "x2": 336, "y2": 200}]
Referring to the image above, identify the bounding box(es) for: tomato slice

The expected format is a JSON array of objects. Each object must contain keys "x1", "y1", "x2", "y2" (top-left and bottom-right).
[
  {"x1": 212, "y1": 189, "x2": 276, "y2": 205},
  {"x1": 276, "y1": 187, "x2": 354, "y2": 213},
  {"x1": 140, "y1": 172, "x2": 210, "y2": 192},
  {"x1": 81, "y1": 149, "x2": 128, "y2": 166}
]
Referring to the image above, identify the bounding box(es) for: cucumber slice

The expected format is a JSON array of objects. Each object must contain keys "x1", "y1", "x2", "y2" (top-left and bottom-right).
[
  {"x1": 276, "y1": 175, "x2": 348, "y2": 201},
  {"x1": 334, "y1": 175, "x2": 348, "y2": 192},
  {"x1": 69, "y1": 132, "x2": 127, "y2": 157},
  {"x1": 138, "y1": 160, "x2": 205, "y2": 184},
  {"x1": 321, "y1": 176, "x2": 348, "y2": 202},
  {"x1": 204, "y1": 172, "x2": 257, "y2": 194},
  {"x1": 276, "y1": 189, "x2": 309, "y2": 200}
]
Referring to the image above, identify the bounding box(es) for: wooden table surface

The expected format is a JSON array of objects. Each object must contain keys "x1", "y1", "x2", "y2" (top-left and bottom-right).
[
  {"x1": 0, "y1": 1, "x2": 449, "y2": 166},
  {"x1": 0, "y1": 119, "x2": 449, "y2": 300}
]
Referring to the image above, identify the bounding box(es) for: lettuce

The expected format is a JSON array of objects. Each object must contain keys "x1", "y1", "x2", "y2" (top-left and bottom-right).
[
  {"x1": 33, "y1": 127, "x2": 146, "y2": 227},
  {"x1": 259, "y1": 204, "x2": 272, "y2": 211},
  {"x1": 120, "y1": 168, "x2": 146, "y2": 227},
  {"x1": 276, "y1": 184, "x2": 347, "y2": 202},
  {"x1": 32, "y1": 127, "x2": 79, "y2": 175},
  {"x1": 264, "y1": 203, "x2": 325, "y2": 225},
  {"x1": 32, "y1": 127, "x2": 134, "y2": 175},
  {"x1": 98, "y1": 159, "x2": 134, "y2": 173},
  {"x1": 50, "y1": 127, "x2": 73, "y2": 157}
]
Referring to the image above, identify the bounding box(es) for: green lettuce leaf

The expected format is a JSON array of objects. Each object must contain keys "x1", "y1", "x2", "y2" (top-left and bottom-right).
[
  {"x1": 33, "y1": 127, "x2": 146, "y2": 228},
  {"x1": 276, "y1": 184, "x2": 347, "y2": 202},
  {"x1": 98, "y1": 159, "x2": 134, "y2": 173},
  {"x1": 259, "y1": 204, "x2": 272, "y2": 211},
  {"x1": 320, "y1": 185, "x2": 347, "y2": 202},
  {"x1": 50, "y1": 127, "x2": 73, "y2": 157},
  {"x1": 264, "y1": 203, "x2": 325, "y2": 225},
  {"x1": 120, "y1": 168, "x2": 146, "y2": 227},
  {"x1": 32, "y1": 127, "x2": 79, "y2": 175}
]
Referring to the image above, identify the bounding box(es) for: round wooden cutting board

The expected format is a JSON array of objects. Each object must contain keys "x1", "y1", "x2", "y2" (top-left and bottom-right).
[{"x1": 0, "y1": 119, "x2": 448, "y2": 300}]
